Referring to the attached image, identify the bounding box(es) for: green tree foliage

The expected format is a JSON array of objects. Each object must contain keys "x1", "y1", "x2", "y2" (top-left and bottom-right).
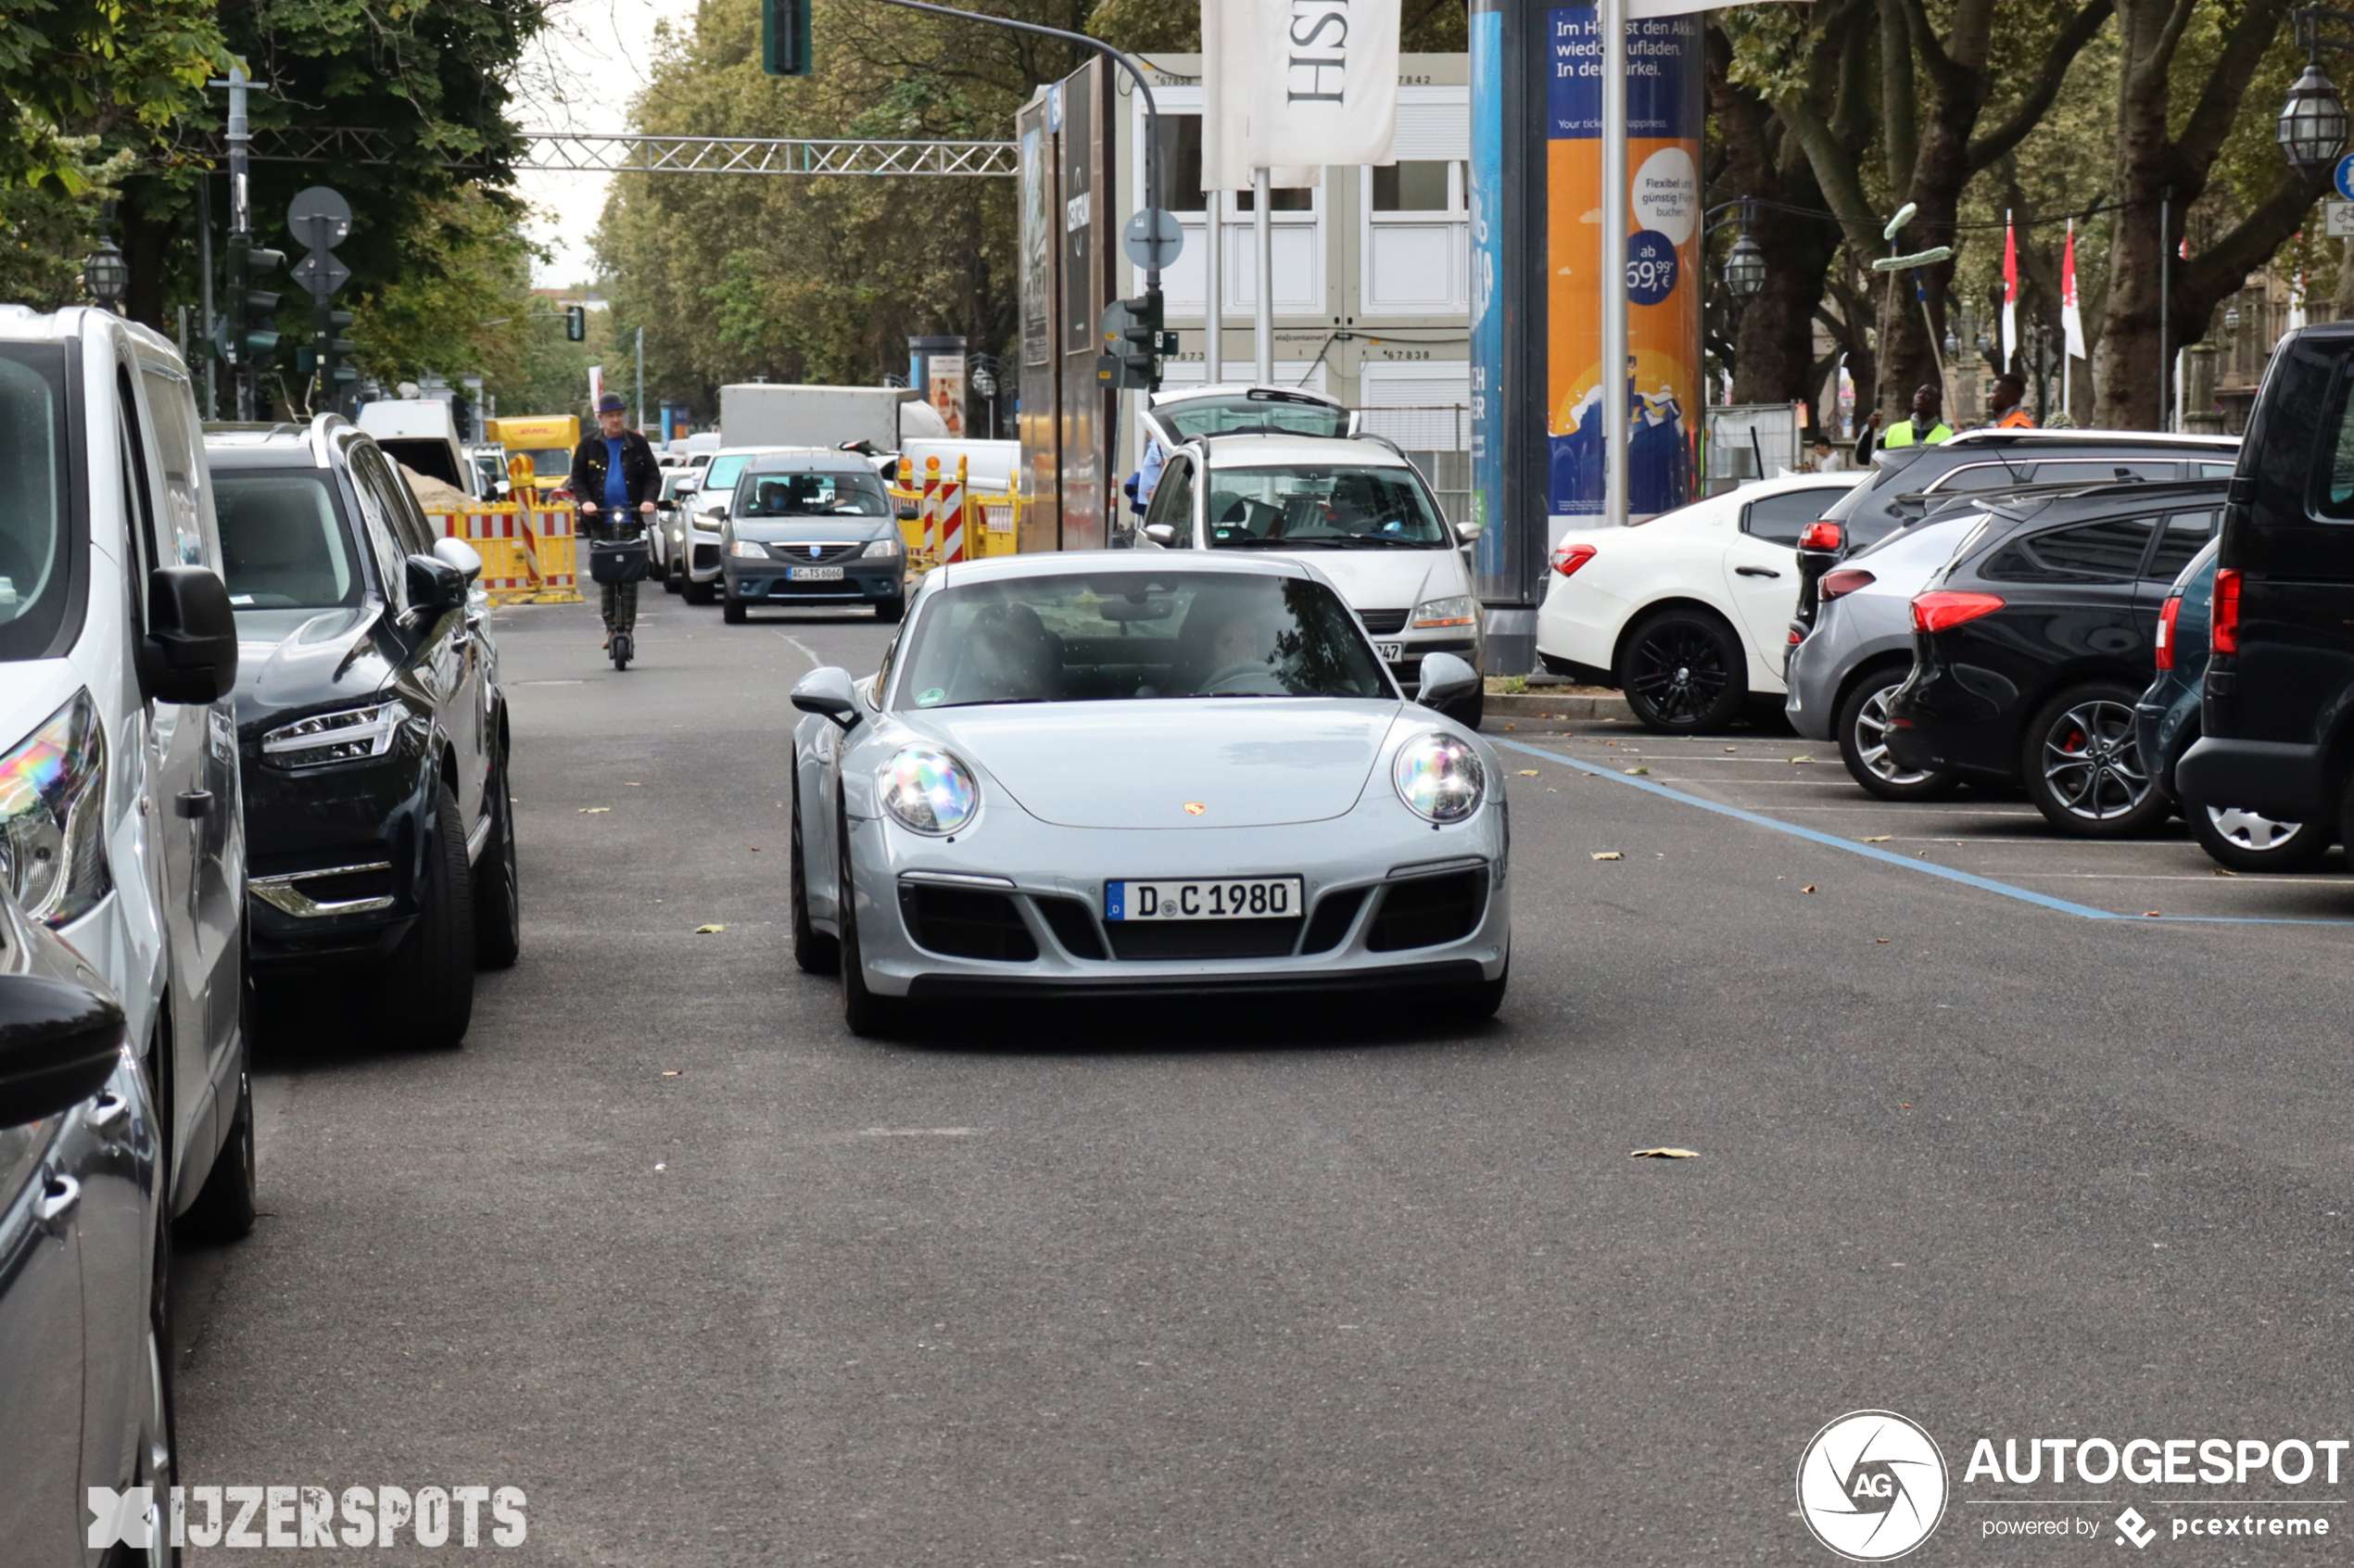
[{"x1": 0, "y1": 0, "x2": 227, "y2": 191}]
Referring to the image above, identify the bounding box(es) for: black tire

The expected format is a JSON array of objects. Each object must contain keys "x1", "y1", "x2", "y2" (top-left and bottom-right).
[
  {"x1": 791, "y1": 773, "x2": 839, "y2": 975},
  {"x1": 723, "y1": 596, "x2": 748, "y2": 625},
  {"x1": 2187, "y1": 803, "x2": 2331, "y2": 872},
  {"x1": 663, "y1": 563, "x2": 683, "y2": 593},
  {"x1": 1836, "y1": 669, "x2": 1960, "y2": 801},
  {"x1": 473, "y1": 746, "x2": 521, "y2": 969},
  {"x1": 177, "y1": 1066, "x2": 255, "y2": 1244},
  {"x1": 1616, "y1": 608, "x2": 1748, "y2": 733},
  {"x1": 610, "y1": 631, "x2": 632, "y2": 670},
  {"x1": 384, "y1": 783, "x2": 475, "y2": 1046},
  {"x1": 838, "y1": 795, "x2": 908, "y2": 1037},
  {"x1": 685, "y1": 576, "x2": 715, "y2": 605},
  {"x1": 875, "y1": 596, "x2": 905, "y2": 625},
  {"x1": 2020, "y1": 682, "x2": 2172, "y2": 838}
]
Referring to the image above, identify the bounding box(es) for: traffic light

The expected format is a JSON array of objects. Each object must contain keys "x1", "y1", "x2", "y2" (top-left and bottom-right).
[
  {"x1": 763, "y1": 0, "x2": 813, "y2": 75},
  {"x1": 218, "y1": 237, "x2": 285, "y2": 366},
  {"x1": 1095, "y1": 291, "x2": 1169, "y2": 391},
  {"x1": 315, "y1": 306, "x2": 357, "y2": 396},
  {"x1": 564, "y1": 304, "x2": 586, "y2": 342}
]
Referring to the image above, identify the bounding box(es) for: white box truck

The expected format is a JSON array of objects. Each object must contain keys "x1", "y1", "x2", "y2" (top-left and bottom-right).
[{"x1": 717, "y1": 384, "x2": 948, "y2": 452}]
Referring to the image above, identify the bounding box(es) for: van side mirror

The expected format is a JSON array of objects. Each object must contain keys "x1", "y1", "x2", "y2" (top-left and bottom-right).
[
  {"x1": 137, "y1": 565, "x2": 239, "y2": 704},
  {"x1": 406, "y1": 553, "x2": 469, "y2": 616},
  {"x1": 0, "y1": 975, "x2": 126, "y2": 1129},
  {"x1": 791, "y1": 666, "x2": 862, "y2": 730}
]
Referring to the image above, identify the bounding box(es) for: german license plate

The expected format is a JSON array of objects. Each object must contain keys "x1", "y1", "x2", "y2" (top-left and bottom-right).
[
  {"x1": 1105, "y1": 877, "x2": 1302, "y2": 921},
  {"x1": 1374, "y1": 641, "x2": 1404, "y2": 663},
  {"x1": 788, "y1": 566, "x2": 844, "y2": 581}
]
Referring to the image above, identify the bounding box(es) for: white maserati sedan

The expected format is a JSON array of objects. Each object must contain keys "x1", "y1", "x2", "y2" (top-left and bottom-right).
[{"x1": 1533, "y1": 471, "x2": 1863, "y2": 732}]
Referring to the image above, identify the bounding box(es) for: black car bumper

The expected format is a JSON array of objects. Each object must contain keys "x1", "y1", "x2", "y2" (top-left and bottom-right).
[
  {"x1": 2175, "y1": 736, "x2": 2328, "y2": 820},
  {"x1": 723, "y1": 558, "x2": 905, "y2": 605},
  {"x1": 241, "y1": 745, "x2": 436, "y2": 974},
  {"x1": 1884, "y1": 664, "x2": 2021, "y2": 781}
]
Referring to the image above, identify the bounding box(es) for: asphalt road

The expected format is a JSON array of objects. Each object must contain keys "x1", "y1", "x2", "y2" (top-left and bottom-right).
[{"x1": 174, "y1": 592, "x2": 2354, "y2": 1565}]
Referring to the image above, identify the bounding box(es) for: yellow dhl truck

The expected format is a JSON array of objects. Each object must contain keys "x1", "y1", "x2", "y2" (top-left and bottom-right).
[{"x1": 484, "y1": 415, "x2": 579, "y2": 499}]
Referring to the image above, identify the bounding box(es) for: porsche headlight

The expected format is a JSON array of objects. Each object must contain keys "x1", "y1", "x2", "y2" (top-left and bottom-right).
[
  {"x1": 863, "y1": 537, "x2": 905, "y2": 558},
  {"x1": 262, "y1": 701, "x2": 402, "y2": 768},
  {"x1": 1392, "y1": 731, "x2": 1485, "y2": 824},
  {"x1": 0, "y1": 689, "x2": 112, "y2": 928},
  {"x1": 880, "y1": 747, "x2": 979, "y2": 836},
  {"x1": 728, "y1": 538, "x2": 768, "y2": 559},
  {"x1": 1411, "y1": 595, "x2": 1479, "y2": 629}
]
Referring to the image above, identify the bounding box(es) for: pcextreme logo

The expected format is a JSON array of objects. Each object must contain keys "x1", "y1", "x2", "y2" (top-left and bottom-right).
[{"x1": 1797, "y1": 1410, "x2": 1951, "y2": 1562}]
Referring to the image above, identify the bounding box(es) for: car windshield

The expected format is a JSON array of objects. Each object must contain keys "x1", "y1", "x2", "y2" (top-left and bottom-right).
[
  {"x1": 736, "y1": 470, "x2": 891, "y2": 517},
  {"x1": 518, "y1": 447, "x2": 570, "y2": 477},
  {"x1": 1155, "y1": 392, "x2": 1350, "y2": 439},
  {"x1": 894, "y1": 572, "x2": 1393, "y2": 707},
  {"x1": 0, "y1": 346, "x2": 72, "y2": 662},
  {"x1": 702, "y1": 454, "x2": 754, "y2": 497},
  {"x1": 215, "y1": 473, "x2": 363, "y2": 609},
  {"x1": 1204, "y1": 464, "x2": 1450, "y2": 548}
]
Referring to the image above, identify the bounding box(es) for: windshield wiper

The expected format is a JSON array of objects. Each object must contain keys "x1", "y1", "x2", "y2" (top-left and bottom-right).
[{"x1": 1317, "y1": 534, "x2": 1432, "y2": 548}]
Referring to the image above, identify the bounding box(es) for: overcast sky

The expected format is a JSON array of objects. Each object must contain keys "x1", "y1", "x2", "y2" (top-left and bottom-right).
[{"x1": 512, "y1": 0, "x2": 673, "y2": 286}]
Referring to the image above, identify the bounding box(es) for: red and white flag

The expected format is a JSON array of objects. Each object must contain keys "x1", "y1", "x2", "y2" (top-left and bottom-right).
[
  {"x1": 2001, "y1": 210, "x2": 2019, "y2": 370},
  {"x1": 2060, "y1": 220, "x2": 2085, "y2": 360}
]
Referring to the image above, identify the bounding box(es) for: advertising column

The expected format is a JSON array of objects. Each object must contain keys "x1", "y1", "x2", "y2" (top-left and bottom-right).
[{"x1": 1546, "y1": 6, "x2": 1702, "y2": 527}]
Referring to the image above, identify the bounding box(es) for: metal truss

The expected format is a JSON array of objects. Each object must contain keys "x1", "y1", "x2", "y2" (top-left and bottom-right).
[{"x1": 221, "y1": 127, "x2": 1016, "y2": 177}]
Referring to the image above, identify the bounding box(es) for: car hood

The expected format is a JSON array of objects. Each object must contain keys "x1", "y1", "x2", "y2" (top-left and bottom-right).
[
  {"x1": 901, "y1": 700, "x2": 1405, "y2": 828},
  {"x1": 1224, "y1": 547, "x2": 1463, "y2": 619},
  {"x1": 735, "y1": 517, "x2": 893, "y2": 544},
  {"x1": 231, "y1": 605, "x2": 393, "y2": 728},
  {"x1": 0, "y1": 659, "x2": 86, "y2": 760}
]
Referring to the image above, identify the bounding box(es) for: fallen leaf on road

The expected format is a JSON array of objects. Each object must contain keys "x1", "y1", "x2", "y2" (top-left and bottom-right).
[
  {"x1": 2211, "y1": 867, "x2": 2236, "y2": 877},
  {"x1": 1591, "y1": 852, "x2": 1623, "y2": 861},
  {"x1": 1503, "y1": 723, "x2": 1516, "y2": 730},
  {"x1": 1862, "y1": 835, "x2": 1892, "y2": 842},
  {"x1": 1876, "y1": 938, "x2": 1890, "y2": 943},
  {"x1": 624, "y1": 781, "x2": 641, "y2": 787},
  {"x1": 1723, "y1": 747, "x2": 1737, "y2": 752},
  {"x1": 694, "y1": 923, "x2": 727, "y2": 934},
  {"x1": 578, "y1": 806, "x2": 611, "y2": 814},
  {"x1": 1789, "y1": 755, "x2": 1815, "y2": 765},
  {"x1": 661, "y1": 1070, "x2": 680, "y2": 1078},
  {"x1": 1631, "y1": 1147, "x2": 1699, "y2": 1159},
  {"x1": 2145, "y1": 911, "x2": 2162, "y2": 917},
  {"x1": 750, "y1": 846, "x2": 761, "y2": 852},
  {"x1": 1516, "y1": 769, "x2": 1540, "y2": 777},
  {"x1": 1801, "y1": 884, "x2": 1817, "y2": 893},
  {"x1": 1625, "y1": 766, "x2": 1649, "y2": 776}
]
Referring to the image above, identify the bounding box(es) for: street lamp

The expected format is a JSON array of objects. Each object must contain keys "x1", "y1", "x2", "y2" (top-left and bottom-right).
[
  {"x1": 969, "y1": 357, "x2": 999, "y2": 440},
  {"x1": 1723, "y1": 231, "x2": 1766, "y2": 303},
  {"x1": 82, "y1": 237, "x2": 129, "y2": 312},
  {"x1": 2280, "y1": 11, "x2": 2354, "y2": 171}
]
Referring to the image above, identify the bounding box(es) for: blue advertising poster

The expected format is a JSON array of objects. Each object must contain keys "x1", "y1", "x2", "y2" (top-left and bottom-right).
[{"x1": 1469, "y1": 6, "x2": 1506, "y2": 588}]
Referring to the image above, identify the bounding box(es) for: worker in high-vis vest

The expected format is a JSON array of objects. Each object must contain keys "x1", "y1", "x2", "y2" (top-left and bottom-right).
[
  {"x1": 1987, "y1": 373, "x2": 2035, "y2": 429},
  {"x1": 1855, "y1": 384, "x2": 1954, "y2": 463}
]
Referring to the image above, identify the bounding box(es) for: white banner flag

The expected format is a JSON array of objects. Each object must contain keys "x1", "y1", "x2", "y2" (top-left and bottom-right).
[
  {"x1": 588, "y1": 365, "x2": 604, "y2": 406},
  {"x1": 1202, "y1": 0, "x2": 1399, "y2": 191}
]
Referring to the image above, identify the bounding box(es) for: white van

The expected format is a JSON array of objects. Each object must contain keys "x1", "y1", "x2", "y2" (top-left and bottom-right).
[
  {"x1": 357, "y1": 398, "x2": 479, "y2": 499},
  {"x1": 0, "y1": 305, "x2": 255, "y2": 1238}
]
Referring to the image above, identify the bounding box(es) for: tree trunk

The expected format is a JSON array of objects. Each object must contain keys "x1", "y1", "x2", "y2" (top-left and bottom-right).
[
  {"x1": 1709, "y1": 37, "x2": 1841, "y2": 421},
  {"x1": 2093, "y1": 0, "x2": 2179, "y2": 429}
]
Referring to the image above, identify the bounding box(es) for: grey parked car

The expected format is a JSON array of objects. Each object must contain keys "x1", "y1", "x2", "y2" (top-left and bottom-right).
[
  {"x1": 0, "y1": 882, "x2": 174, "y2": 1564},
  {"x1": 720, "y1": 453, "x2": 908, "y2": 624}
]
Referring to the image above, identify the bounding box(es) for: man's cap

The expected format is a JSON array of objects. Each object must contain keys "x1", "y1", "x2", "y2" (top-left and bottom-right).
[{"x1": 597, "y1": 392, "x2": 627, "y2": 413}]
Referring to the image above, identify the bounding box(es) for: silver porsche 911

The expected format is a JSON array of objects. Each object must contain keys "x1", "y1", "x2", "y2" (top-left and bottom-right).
[{"x1": 788, "y1": 552, "x2": 1510, "y2": 1034}]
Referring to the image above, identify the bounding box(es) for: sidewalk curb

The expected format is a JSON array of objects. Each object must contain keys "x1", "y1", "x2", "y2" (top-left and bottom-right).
[{"x1": 1483, "y1": 691, "x2": 1632, "y2": 727}]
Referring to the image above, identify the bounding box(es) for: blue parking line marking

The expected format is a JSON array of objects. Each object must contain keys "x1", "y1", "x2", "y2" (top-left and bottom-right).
[{"x1": 1492, "y1": 737, "x2": 2354, "y2": 928}]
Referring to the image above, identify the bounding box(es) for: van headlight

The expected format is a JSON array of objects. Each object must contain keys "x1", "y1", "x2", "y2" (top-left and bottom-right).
[
  {"x1": 1392, "y1": 731, "x2": 1485, "y2": 823},
  {"x1": 262, "y1": 702, "x2": 403, "y2": 768},
  {"x1": 1411, "y1": 595, "x2": 1479, "y2": 629},
  {"x1": 0, "y1": 690, "x2": 112, "y2": 928},
  {"x1": 880, "y1": 747, "x2": 979, "y2": 835}
]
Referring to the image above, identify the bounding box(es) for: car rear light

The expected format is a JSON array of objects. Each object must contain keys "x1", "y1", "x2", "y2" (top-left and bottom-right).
[
  {"x1": 1911, "y1": 590, "x2": 2006, "y2": 634},
  {"x1": 1787, "y1": 626, "x2": 1803, "y2": 645},
  {"x1": 2212, "y1": 567, "x2": 2241, "y2": 654},
  {"x1": 1799, "y1": 521, "x2": 1843, "y2": 551},
  {"x1": 2155, "y1": 593, "x2": 2183, "y2": 671},
  {"x1": 1819, "y1": 567, "x2": 1875, "y2": 601},
  {"x1": 1551, "y1": 541, "x2": 1598, "y2": 577}
]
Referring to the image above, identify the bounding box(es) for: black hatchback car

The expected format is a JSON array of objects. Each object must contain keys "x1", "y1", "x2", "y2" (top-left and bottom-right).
[
  {"x1": 204, "y1": 417, "x2": 519, "y2": 1046},
  {"x1": 1884, "y1": 480, "x2": 2226, "y2": 837}
]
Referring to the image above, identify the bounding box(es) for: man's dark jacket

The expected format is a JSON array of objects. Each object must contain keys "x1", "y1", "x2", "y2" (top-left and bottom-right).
[{"x1": 568, "y1": 427, "x2": 662, "y2": 512}]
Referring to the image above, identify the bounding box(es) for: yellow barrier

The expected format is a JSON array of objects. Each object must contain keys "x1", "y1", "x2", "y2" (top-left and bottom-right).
[
  {"x1": 422, "y1": 503, "x2": 584, "y2": 604},
  {"x1": 889, "y1": 487, "x2": 1022, "y2": 569}
]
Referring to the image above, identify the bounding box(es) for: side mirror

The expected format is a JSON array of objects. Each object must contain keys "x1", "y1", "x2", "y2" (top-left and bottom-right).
[
  {"x1": 675, "y1": 480, "x2": 699, "y2": 499},
  {"x1": 432, "y1": 537, "x2": 485, "y2": 584},
  {"x1": 1415, "y1": 651, "x2": 1480, "y2": 713},
  {"x1": 894, "y1": 499, "x2": 919, "y2": 521},
  {"x1": 137, "y1": 565, "x2": 239, "y2": 704},
  {"x1": 791, "y1": 666, "x2": 862, "y2": 730},
  {"x1": 495, "y1": 480, "x2": 513, "y2": 499},
  {"x1": 406, "y1": 553, "x2": 468, "y2": 616},
  {"x1": 1454, "y1": 519, "x2": 1485, "y2": 542},
  {"x1": 1142, "y1": 522, "x2": 1176, "y2": 546},
  {"x1": 0, "y1": 975, "x2": 126, "y2": 1130}
]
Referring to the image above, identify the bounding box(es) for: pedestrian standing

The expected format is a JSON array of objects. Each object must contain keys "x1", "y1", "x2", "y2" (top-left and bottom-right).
[
  {"x1": 1854, "y1": 385, "x2": 1954, "y2": 464},
  {"x1": 1987, "y1": 373, "x2": 2035, "y2": 429},
  {"x1": 569, "y1": 393, "x2": 662, "y2": 649}
]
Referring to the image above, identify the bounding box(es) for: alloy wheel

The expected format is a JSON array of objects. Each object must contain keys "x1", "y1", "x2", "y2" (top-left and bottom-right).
[
  {"x1": 2040, "y1": 699, "x2": 2151, "y2": 822},
  {"x1": 1627, "y1": 625, "x2": 1730, "y2": 725}
]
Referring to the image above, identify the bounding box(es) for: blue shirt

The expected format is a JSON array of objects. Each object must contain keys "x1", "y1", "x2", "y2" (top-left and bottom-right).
[{"x1": 602, "y1": 436, "x2": 628, "y2": 512}]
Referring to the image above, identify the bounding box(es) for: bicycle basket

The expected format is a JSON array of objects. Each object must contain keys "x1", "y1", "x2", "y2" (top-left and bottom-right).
[{"x1": 588, "y1": 537, "x2": 652, "y2": 585}]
